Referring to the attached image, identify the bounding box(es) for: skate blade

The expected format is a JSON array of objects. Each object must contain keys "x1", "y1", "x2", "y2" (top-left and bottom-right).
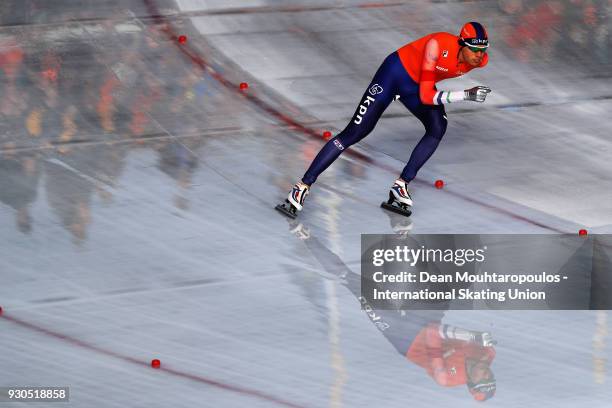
[
  {"x1": 381, "y1": 201, "x2": 412, "y2": 217},
  {"x1": 275, "y1": 200, "x2": 298, "y2": 219}
]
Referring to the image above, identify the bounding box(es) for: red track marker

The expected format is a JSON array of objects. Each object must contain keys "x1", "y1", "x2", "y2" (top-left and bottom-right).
[
  {"x1": 579, "y1": 229, "x2": 588, "y2": 236},
  {"x1": 151, "y1": 359, "x2": 161, "y2": 369},
  {"x1": 178, "y1": 35, "x2": 187, "y2": 44},
  {"x1": 323, "y1": 131, "x2": 332, "y2": 139},
  {"x1": 239, "y1": 82, "x2": 249, "y2": 90},
  {"x1": 434, "y1": 179, "x2": 444, "y2": 189}
]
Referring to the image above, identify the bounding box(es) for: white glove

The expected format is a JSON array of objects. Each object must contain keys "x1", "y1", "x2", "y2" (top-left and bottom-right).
[
  {"x1": 472, "y1": 331, "x2": 497, "y2": 347},
  {"x1": 464, "y1": 86, "x2": 492, "y2": 103}
]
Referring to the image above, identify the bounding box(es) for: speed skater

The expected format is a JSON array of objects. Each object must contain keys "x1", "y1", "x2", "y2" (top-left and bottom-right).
[{"x1": 276, "y1": 22, "x2": 492, "y2": 218}]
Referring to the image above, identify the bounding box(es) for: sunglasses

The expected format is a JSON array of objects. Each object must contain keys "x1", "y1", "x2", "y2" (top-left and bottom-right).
[{"x1": 467, "y1": 45, "x2": 488, "y2": 53}]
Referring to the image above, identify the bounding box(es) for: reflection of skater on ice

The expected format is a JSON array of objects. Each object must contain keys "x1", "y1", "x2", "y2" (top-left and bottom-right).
[{"x1": 287, "y1": 219, "x2": 497, "y2": 401}]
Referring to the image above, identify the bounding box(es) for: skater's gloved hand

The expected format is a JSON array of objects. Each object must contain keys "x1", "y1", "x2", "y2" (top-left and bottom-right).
[
  {"x1": 472, "y1": 331, "x2": 497, "y2": 347},
  {"x1": 464, "y1": 86, "x2": 492, "y2": 103}
]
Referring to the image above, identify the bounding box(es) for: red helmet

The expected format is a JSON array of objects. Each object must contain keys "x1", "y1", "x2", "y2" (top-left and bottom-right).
[{"x1": 459, "y1": 22, "x2": 489, "y2": 50}]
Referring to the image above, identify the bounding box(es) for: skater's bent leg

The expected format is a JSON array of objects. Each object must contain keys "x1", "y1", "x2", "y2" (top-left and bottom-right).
[
  {"x1": 301, "y1": 53, "x2": 404, "y2": 185},
  {"x1": 399, "y1": 103, "x2": 447, "y2": 182},
  {"x1": 301, "y1": 119, "x2": 380, "y2": 185},
  {"x1": 302, "y1": 135, "x2": 347, "y2": 185}
]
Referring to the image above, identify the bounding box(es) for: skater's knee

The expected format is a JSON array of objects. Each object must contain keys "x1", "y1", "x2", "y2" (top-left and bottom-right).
[
  {"x1": 326, "y1": 136, "x2": 347, "y2": 152},
  {"x1": 335, "y1": 131, "x2": 366, "y2": 150},
  {"x1": 427, "y1": 117, "x2": 447, "y2": 141}
]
